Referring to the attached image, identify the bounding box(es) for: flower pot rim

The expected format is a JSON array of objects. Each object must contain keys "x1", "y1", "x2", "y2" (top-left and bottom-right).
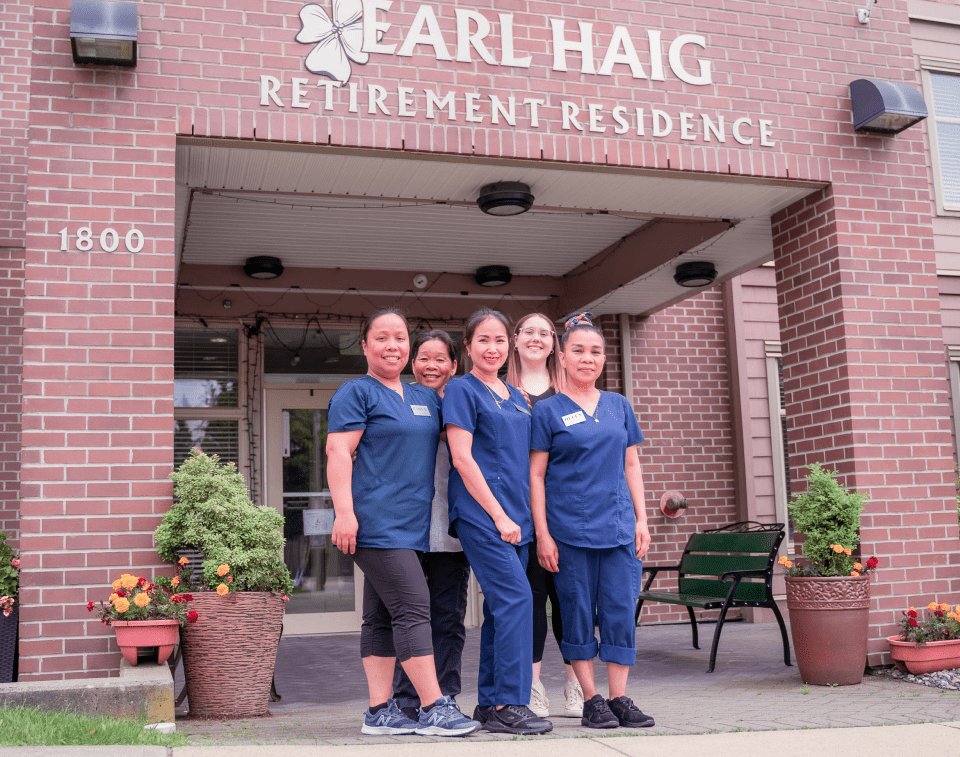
[
  {"x1": 785, "y1": 574, "x2": 870, "y2": 581},
  {"x1": 112, "y1": 618, "x2": 181, "y2": 627},
  {"x1": 887, "y1": 635, "x2": 960, "y2": 646}
]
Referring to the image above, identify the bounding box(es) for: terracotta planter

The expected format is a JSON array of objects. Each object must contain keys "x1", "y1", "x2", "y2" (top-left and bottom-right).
[
  {"x1": 0, "y1": 604, "x2": 18, "y2": 683},
  {"x1": 113, "y1": 619, "x2": 180, "y2": 666},
  {"x1": 179, "y1": 591, "x2": 284, "y2": 719},
  {"x1": 785, "y1": 575, "x2": 870, "y2": 686},
  {"x1": 887, "y1": 636, "x2": 960, "y2": 675}
]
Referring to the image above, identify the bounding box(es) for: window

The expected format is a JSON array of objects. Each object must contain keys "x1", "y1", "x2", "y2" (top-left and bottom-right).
[
  {"x1": 922, "y1": 63, "x2": 960, "y2": 215},
  {"x1": 174, "y1": 326, "x2": 244, "y2": 465}
]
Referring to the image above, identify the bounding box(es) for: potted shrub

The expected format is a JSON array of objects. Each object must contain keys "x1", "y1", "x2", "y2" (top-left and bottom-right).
[
  {"x1": 154, "y1": 449, "x2": 293, "y2": 718},
  {"x1": 888, "y1": 603, "x2": 960, "y2": 675},
  {"x1": 0, "y1": 530, "x2": 19, "y2": 683},
  {"x1": 87, "y1": 573, "x2": 198, "y2": 665},
  {"x1": 779, "y1": 463, "x2": 879, "y2": 686}
]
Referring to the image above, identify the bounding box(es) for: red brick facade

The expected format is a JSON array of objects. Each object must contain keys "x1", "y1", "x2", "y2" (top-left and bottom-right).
[{"x1": 1, "y1": 0, "x2": 958, "y2": 677}]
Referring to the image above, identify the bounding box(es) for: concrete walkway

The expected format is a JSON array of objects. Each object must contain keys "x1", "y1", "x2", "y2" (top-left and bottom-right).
[{"x1": 174, "y1": 620, "x2": 960, "y2": 746}]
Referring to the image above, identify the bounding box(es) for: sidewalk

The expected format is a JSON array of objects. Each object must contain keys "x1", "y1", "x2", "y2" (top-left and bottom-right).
[{"x1": 175, "y1": 621, "x2": 960, "y2": 746}]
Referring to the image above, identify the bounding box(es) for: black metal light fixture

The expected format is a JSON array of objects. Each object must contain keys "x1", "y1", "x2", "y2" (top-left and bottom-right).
[
  {"x1": 70, "y1": 0, "x2": 138, "y2": 67},
  {"x1": 477, "y1": 181, "x2": 534, "y2": 216},
  {"x1": 474, "y1": 265, "x2": 513, "y2": 287},
  {"x1": 674, "y1": 261, "x2": 717, "y2": 288},
  {"x1": 243, "y1": 256, "x2": 284, "y2": 280},
  {"x1": 850, "y1": 79, "x2": 928, "y2": 134}
]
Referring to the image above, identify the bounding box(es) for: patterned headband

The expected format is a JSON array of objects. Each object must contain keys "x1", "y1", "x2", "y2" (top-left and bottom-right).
[{"x1": 564, "y1": 312, "x2": 595, "y2": 332}]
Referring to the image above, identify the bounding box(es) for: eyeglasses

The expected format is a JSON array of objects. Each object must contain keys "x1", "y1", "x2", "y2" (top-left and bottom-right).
[{"x1": 519, "y1": 328, "x2": 555, "y2": 340}]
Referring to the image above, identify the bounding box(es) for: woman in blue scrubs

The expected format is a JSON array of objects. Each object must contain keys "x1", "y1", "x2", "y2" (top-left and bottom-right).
[
  {"x1": 529, "y1": 312, "x2": 654, "y2": 730},
  {"x1": 443, "y1": 308, "x2": 552, "y2": 735},
  {"x1": 327, "y1": 309, "x2": 480, "y2": 738}
]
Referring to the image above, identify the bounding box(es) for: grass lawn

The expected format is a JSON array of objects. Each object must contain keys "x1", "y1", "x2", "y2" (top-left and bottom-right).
[{"x1": 0, "y1": 705, "x2": 188, "y2": 746}]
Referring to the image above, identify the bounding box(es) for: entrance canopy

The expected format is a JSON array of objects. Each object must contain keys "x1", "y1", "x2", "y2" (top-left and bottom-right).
[{"x1": 175, "y1": 138, "x2": 825, "y2": 321}]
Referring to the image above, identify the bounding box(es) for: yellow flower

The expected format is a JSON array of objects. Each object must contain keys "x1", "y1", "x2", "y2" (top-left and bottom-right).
[
  {"x1": 216, "y1": 583, "x2": 229, "y2": 596},
  {"x1": 114, "y1": 597, "x2": 130, "y2": 613},
  {"x1": 850, "y1": 571, "x2": 860, "y2": 577},
  {"x1": 111, "y1": 578, "x2": 122, "y2": 591},
  {"x1": 853, "y1": 563, "x2": 863, "y2": 571},
  {"x1": 171, "y1": 576, "x2": 180, "y2": 587},
  {"x1": 133, "y1": 593, "x2": 150, "y2": 608},
  {"x1": 108, "y1": 593, "x2": 119, "y2": 603},
  {"x1": 843, "y1": 548, "x2": 852, "y2": 556},
  {"x1": 832, "y1": 544, "x2": 844, "y2": 554},
  {"x1": 216, "y1": 564, "x2": 230, "y2": 577},
  {"x1": 120, "y1": 574, "x2": 139, "y2": 591},
  {"x1": 178, "y1": 556, "x2": 190, "y2": 566}
]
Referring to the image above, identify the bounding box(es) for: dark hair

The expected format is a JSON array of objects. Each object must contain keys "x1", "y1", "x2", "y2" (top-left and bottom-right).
[
  {"x1": 463, "y1": 308, "x2": 510, "y2": 347},
  {"x1": 412, "y1": 329, "x2": 457, "y2": 363},
  {"x1": 361, "y1": 308, "x2": 408, "y2": 342},
  {"x1": 560, "y1": 311, "x2": 605, "y2": 348},
  {"x1": 505, "y1": 312, "x2": 563, "y2": 392}
]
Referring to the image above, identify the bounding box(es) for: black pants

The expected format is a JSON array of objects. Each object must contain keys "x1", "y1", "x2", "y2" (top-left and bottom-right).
[
  {"x1": 527, "y1": 536, "x2": 570, "y2": 665},
  {"x1": 393, "y1": 551, "x2": 471, "y2": 709},
  {"x1": 353, "y1": 548, "x2": 434, "y2": 661}
]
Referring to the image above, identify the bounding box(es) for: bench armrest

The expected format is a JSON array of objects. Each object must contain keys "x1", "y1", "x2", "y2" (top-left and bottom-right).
[
  {"x1": 717, "y1": 568, "x2": 770, "y2": 582},
  {"x1": 640, "y1": 564, "x2": 682, "y2": 592}
]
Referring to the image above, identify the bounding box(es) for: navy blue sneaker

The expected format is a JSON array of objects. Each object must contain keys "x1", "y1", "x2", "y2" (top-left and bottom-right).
[
  {"x1": 361, "y1": 699, "x2": 419, "y2": 735},
  {"x1": 415, "y1": 695, "x2": 482, "y2": 736}
]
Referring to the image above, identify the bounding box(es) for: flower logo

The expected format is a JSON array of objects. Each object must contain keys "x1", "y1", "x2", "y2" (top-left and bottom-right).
[{"x1": 296, "y1": 0, "x2": 368, "y2": 84}]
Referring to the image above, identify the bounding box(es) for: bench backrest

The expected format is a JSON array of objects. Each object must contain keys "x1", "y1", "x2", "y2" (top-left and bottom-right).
[{"x1": 677, "y1": 527, "x2": 784, "y2": 603}]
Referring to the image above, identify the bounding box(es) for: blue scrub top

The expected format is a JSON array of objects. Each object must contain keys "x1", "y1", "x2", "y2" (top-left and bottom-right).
[
  {"x1": 328, "y1": 375, "x2": 441, "y2": 551},
  {"x1": 531, "y1": 391, "x2": 644, "y2": 549},
  {"x1": 442, "y1": 373, "x2": 533, "y2": 544}
]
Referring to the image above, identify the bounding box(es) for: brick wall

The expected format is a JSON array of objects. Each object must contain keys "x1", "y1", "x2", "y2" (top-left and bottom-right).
[
  {"x1": 0, "y1": 248, "x2": 24, "y2": 546},
  {"x1": 0, "y1": 1, "x2": 32, "y2": 248}
]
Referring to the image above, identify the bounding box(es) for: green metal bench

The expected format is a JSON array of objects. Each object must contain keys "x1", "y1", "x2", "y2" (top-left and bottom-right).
[{"x1": 635, "y1": 521, "x2": 792, "y2": 673}]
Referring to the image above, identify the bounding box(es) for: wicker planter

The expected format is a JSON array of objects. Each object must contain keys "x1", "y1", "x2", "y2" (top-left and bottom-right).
[
  {"x1": 113, "y1": 619, "x2": 179, "y2": 666},
  {"x1": 0, "y1": 604, "x2": 18, "y2": 683},
  {"x1": 888, "y1": 636, "x2": 960, "y2": 675},
  {"x1": 179, "y1": 592, "x2": 284, "y2": 719},
  {"x1": 785, "y1": 575, "x2": 870, "y2": 686}
]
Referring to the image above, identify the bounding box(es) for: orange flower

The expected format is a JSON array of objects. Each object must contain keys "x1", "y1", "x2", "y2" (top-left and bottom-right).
[
  {"x1": 853, "y1": 563, "x2": 863, "y2": 571},
  {"x1": 216, "y1": 564, "x2": 230, "y2": 577},
  {"x1": 178, "y1": 556, "x2": 190, "y2": 566},
  {"x1": 216, "y1": 583, "x2": 229, "y2": 596},
  {"x1": 843, "y1": 548, "x2": 852, "y2": 556},
  {"x1": 111, "y1": 578, "x2": 122, "y2": 592},
  {"x1": 928, "y1": 601, "x2": 940, "y2": 612},
  {"x1": 108, "y1": 593, "x2": 119, "y2": 603},
  {"x1": 227, "y1": 576, "x2": 233, "y2": 583},
  {"x1": 783, "y1": 560, "x2": 793, "y2": 569},
  {"x1": 955, "y1": 606, "x2": 960, "y2": 615},
  {"x1": 113, "y1": 597, "x2": 130, "y2": 613},
  {"x1": 777, "y1": 556, "x2": 788, "y2": 565},
  {"x1": 850, "y1": 571, "x2": 860, "y2": 577},
  {"x1": 133, "y1": 593, "x2": 150, "y2": 608},
  {"x1": 171, "y1": 576, "x2": 180, "y2": 588},
  {"x1": 120, "y1": 574, "x2": 139, "y2": 591},
  {"x1": 832, "y1": 544, "x2": 844, "y2": 554},
  {"x1": 948, "y1": 612, "x2": 959, "y2": 621}
]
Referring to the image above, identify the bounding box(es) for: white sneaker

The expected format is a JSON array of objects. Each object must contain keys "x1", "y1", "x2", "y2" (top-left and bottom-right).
[
  {"x1": 562, "y1": 680, "x2": 584, "y2": 718},
  {"x1": 529, "y1": 679, "x2": 550, "y2": 717}
]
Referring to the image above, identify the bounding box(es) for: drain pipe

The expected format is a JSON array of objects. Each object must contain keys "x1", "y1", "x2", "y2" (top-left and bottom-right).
[{"x1": 620, "y1": 313, "x2": 635, "y2": 410}]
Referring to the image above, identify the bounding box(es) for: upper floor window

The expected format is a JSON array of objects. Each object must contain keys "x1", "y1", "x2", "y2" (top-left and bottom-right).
[{"x1": 922, "y1": 65, "x2": 960, "y2": 215}]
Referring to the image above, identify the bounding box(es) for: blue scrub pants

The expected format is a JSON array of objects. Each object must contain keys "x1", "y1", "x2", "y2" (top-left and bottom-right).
[
  {"x1": 553, "y1": 541, "x2": 641, "y2": 666},
  {"x1": 455, "y1": 518, "x2": 533, "y2": 707}
]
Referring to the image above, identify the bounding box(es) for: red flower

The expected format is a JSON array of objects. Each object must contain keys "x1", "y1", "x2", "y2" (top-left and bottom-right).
[
  {"x1": 116, "y1": 589, "x2": 127, "y2": 598},
  {"x1": 935, "y1": 610, "x2": 945, "y2": 618},
  {"x1": 907, "y1": 609, "x2": 918, "y2": 618},
  {"x1": 181, "y1": 593, "x2": 194, "y2": 603},
  {"x1": 866, "y1": 556, "x2": 879, "y2": 570},
  {"x1": 909, "y1": 618, "x2": 919, "y2": 627},
  {"x1": 186, "y1": 610, "x2": 199, "y2": 624},
  {"x1": 86, "y1": 601, "x2": 95, "y2": 612}
]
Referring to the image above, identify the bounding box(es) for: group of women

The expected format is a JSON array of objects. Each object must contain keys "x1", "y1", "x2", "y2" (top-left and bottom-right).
[{"x1": 326, "y1": 307, "x2": 653, "y2": 737}]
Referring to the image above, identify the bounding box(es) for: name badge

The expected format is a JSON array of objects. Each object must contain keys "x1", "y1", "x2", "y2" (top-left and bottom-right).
[
  {"x1": 562, "y1": 411, "x2": 586, "y2": 426},
  {"x1": 411, "y1": 405, "x2": 432, "y2": 417},
  {"x1": 513, "y1": 402, "x2": 531, "y2": 415}
]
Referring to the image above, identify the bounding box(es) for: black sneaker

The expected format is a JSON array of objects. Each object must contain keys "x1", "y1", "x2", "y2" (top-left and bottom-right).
[
  {"x1": 472, "y1": 704, "x2": 493, "y2": 724},
  {"x1": 607, "y1": 696, "x2": 655, "y2": 728},
  {"x1": 580, "y1": 694, "x2": 619, "y2": 729},
  {"x1": 483, "y1": 705, "x2": 553, "y2": 734}
]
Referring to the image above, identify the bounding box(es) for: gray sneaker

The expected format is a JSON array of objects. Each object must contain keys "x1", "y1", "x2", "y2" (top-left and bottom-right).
[
  {"x1": 415, "y1": 695, "x2": 482, "y2": 737},
  {"x1": 361, "y1": 699, "x2": 419, "y2": 735}
]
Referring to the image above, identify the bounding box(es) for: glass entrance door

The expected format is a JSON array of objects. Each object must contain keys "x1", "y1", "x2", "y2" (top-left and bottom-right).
[{"x1": 266, "y1": 387, "x2": 363, "y2": 634}]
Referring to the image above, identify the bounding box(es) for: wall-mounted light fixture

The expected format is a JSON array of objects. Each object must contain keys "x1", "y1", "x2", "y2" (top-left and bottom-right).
[
  {"x1": 857, "y1": 0, "x2": 877, "y2": 24},
  {"x1": 243, "y1": 256, "x2": 284, "y2": 280},
  {"x1": 850, "y1": 79, "x2": 928, "y2": 134},
  {"x1": 477, "y1": 182, "x2": 534, "y2": 216},
  {"x1": 70, "y1": 0, "x2": 138, "y2": 67},
  {"x1": 674, "y1": 261, "x2": 717, "y2": 288},
  {"x1": 474, "y1": 265, "x2": 513, "y2": 287}
]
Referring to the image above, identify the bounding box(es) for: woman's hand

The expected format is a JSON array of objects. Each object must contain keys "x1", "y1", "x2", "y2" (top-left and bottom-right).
[
  {"x1": 332, "y1": 512, "x2": 359, "y2": 555},
  {"x1": 635, "y1": 520, "x2": 651, "y2": 559},
  {"x1": 494, "y1": 514, "x2": 522, "y2": 544},
  {"x1": 537, "y1": 532, "x2": 559, "y2": 572}
]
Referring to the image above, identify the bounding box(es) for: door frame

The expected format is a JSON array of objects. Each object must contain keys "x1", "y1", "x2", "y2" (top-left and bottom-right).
[{"x1": 264, "y1": 384, "x2": 364, "y2": 635}]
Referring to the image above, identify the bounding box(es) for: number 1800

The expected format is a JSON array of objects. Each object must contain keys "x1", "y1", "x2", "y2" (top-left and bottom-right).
[{"x1": 58, "y1": 227, "x2": 145, "y2": 253}]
